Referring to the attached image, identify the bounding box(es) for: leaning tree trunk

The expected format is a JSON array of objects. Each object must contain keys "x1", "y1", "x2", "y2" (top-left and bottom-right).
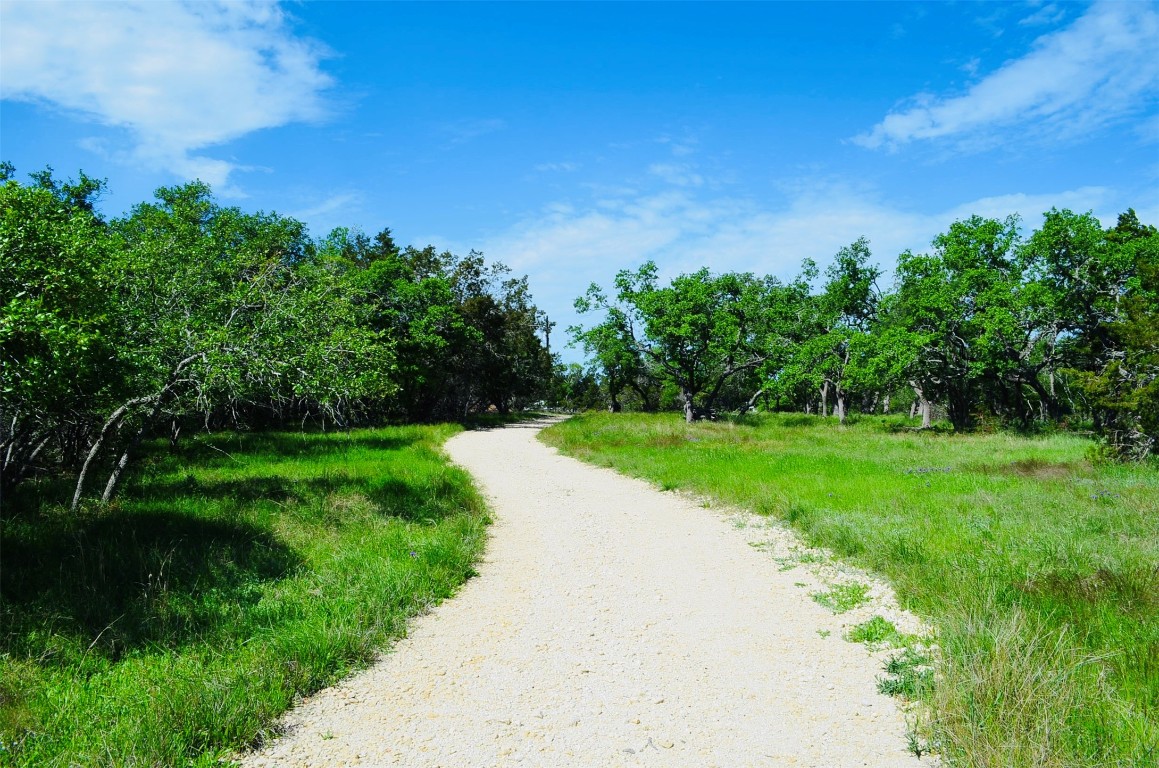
[
  {"x1": 101, "y1": 388, "x2": 171, "y2": 503},
  {"x1": 71, "y1": 394, "x2": 158, "y2": 511},
  {"x1": 737, "y1": 387, "x2": 765, "y2": 417}
]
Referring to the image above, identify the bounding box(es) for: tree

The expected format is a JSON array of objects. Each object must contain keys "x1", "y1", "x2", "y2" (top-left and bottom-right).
[
  {"x1": 1065, "y1": 210, "x2": 1159, "y2": 458},
  {"x1": 798, "y1": 238, "x2": 881, "y2": 423},
  {"x1": 889, "y1": 216, "x2": 1026, "y2": 430},
  {"x1": 1, "y1": 170, "x2": 120, "y2": 492},
  {"x1": 575, "y1": 262, "x2": 780, "y2": 422},
  {"x1": 571, "y1": 285, "x2": 656, "y2": 412},
  {"x1": 71, "y1": 182, "x2": 392, "y2": 506}
]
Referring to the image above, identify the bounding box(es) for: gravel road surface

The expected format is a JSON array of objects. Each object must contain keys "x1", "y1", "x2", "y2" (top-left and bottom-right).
[{"x1": 241, "y1": 417, "x2": 932, "y2": 767}]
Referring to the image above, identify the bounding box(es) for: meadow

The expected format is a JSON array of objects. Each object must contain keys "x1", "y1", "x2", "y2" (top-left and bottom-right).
[
  {"x1": 542, "y1": 412, "x2": 1159, "y2": 767},
  {"x1": 0, "y1": 425, "x2": 488, "y2": 767}
]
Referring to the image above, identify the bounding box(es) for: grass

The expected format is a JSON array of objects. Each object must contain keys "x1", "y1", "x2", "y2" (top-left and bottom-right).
[
  {"x1": 0, "y1": 425, "x2": 488, "y2": 767},
  {"x1": 541, "y1": 411, "x2": 1159, "y2": 767}
]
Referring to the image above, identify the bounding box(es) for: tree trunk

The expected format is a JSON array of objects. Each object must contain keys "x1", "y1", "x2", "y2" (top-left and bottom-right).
[
  {"x1": 882, "y1": 393, "x2": 890, "y2": 414},
  {"x1": 102, "y1": 391, "x2": 169, "y2": 503},
  {"x1": 682, "y1": 387, "x2": 696, "y2": 423},
  {"x1": 820, "y1": 381, "x2": 829, "y2": 418},
  {"x1": 910, "y1": 383, "x2": 931, "y2": 428},
  {"x1": 737, "y1": 387, "x2": 765, "y2": 417},
  {"x1": 835, "y1": 390, "x2": 846, "y2": 424},
  {"x1": 72, "y1": 396, "x2": 156, "y2": 511}
]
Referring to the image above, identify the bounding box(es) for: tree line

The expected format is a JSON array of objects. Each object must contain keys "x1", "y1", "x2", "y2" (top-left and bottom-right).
[
  {"x1": 570, "y1": 208, "x2": 1159, "y2": 459},
  {"x1": 1, "y1": 167, "x2": 554, "y2": 503}
]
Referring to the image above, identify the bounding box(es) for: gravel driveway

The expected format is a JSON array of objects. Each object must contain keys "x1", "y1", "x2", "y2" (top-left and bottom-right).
[{"x1": 241, "y1": 417, "x2": 931, "y2": 767}]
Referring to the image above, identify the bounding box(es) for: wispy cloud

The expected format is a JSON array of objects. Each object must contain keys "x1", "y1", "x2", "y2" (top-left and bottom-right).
[
  {"x1": 290, "y1": 192, "x2": 361, "y2": 222},
  {"x1": 0, "y1": 0, "x2": 332, "y2": 189},
  {"x1": 854, "y1": 1, "x2": 1159, "y2": 151},
  {"x1": 657, "y1": 134, "x2": 698, "y2": 157},
  {"x1": 440, "y1": 118, "x2": 506, "y2": 146},
  {"x1": 648, "y1": 163, "x2": 704, "y2": 188},
  {"x1": 1020, "y1": 2, "x2": 1068, "y2": 28},
  {"x1": 535, "y1": 162, "x2": 580, "y2": 173}
]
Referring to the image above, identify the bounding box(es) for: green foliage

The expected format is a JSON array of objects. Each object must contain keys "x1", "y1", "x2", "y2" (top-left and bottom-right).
[
  {"x1": 877, "y1": 648, "x2": 935, "y2": 698},
  {"x1": 572, "y1": 261, "x2": 796, "y2": 422},
  {"x1": 1059, "y1": 210, "x2": 1159, "y2": 459},
  {"x1": 811, "y1": 581, "x2": 870, "y2": 613},
  {"x1": 1, "y1": 169, "x2": 553, "y2": 501},
  {"x1": 543, "y1": 412, "x2": 1159, "y2": 765},
  {"x1": 0, "y1": 172, "x2": 120, "y2": 491},
  {"x1": 847, "y1": 615, "x2": 907, "y2": 646},
  {"x1": 0, "y1": 425, "x2": 487, "y2": 767}
]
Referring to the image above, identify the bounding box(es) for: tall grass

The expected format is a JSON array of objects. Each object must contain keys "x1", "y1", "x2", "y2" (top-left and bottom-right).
[
  {"x1": 542, "y1": 412, "x2": 1159, "y2": 767},
  {"x1": 0, "y1": 425, "x2": 488, "y2": 767}
]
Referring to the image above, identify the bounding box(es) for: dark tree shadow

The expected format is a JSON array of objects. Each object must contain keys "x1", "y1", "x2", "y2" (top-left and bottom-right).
[
  {"x1": 1, "y1": 509, "x2": 302, "y2": 662},
  {"x1": 169, "y1": 431, "x2": 423, "y2": 468}
]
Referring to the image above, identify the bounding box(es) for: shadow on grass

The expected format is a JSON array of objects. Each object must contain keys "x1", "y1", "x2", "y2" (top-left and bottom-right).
[
  {"x1": 171, "y1": 430, "x2": 424, "y2": 466},
  {"x1": 1, "y1": 508, "x2": 302, "y2": 662},
  {"x1": 136, "y1": 475, "x2": 309, "y2": 505},
  {"x1": 134, "y1": 473, "x2": 467, "y2": 525}
]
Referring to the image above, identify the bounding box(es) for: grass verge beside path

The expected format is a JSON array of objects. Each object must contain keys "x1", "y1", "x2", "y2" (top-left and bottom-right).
[
  {"x1": 1, "y1": 425, "x2": 488, "y2": 767},
  {"x1": 542, "y1": 412, "x2": 1159, "y2": 768}
]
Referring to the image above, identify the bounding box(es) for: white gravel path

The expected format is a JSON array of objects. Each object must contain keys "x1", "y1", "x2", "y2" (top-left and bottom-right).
[{"x1": 240, "y1": 417, "x2": 933, "y2": 767}]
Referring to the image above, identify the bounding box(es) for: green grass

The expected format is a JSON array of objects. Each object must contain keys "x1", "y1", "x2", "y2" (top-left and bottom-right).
[
  {"x1": 0, "y1": 425, "x2": 488, "y2": 767},
  {"x1": 542, "y1": 412, "x2": 1159, "y2": 767}
]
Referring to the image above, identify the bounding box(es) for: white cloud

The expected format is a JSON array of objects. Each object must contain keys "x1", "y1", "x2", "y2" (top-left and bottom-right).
[
  {"x1": 1019, "y1": 2, "x2": 1067, "y2": 27},
  {"x1": 535, "y1": 162, "x2": 581, "y2": 173},
  {"x1": 648, "y1": 163, "x2": 704, "y2": 187},
  {"x1": 0, "y1": 0, "x2": 332, "y2": 188},
  {"x1": 656, "y1": 134, "x2": 698, "y2": 157},
  {"x1": 854, "y1": 1, "x2": 1159, "y2": 150},
  {"x1": 440, "y1": 118, "x2": 506, "y2": 146},
  {"x1": 290, "y1": 192, "x2": 360, "y2": 222}
]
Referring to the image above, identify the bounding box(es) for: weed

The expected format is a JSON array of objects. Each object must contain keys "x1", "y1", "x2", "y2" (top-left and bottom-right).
[
  {"x1": 811, "y1": 582, "x2": 870, "y2": 614},
  {"x1": 847, "y1": 616, "x2": 902, "y2": 646},
  {"x1": 878, "y1": 648, "x2": 934, "y2": 698}
]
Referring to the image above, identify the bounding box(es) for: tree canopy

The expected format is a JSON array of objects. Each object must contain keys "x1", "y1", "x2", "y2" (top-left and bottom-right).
[{"x1": 1, "y1": 169, "x2": 555, "y2": 502}]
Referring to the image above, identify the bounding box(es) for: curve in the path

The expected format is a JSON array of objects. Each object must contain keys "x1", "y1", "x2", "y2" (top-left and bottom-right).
[{"x1": 242, "y1": 417, "x2": 929, "y2": 767}]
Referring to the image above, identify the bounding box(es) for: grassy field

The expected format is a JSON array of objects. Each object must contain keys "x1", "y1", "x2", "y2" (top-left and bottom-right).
[
  {"x1": 542, "y1": 412, "x2": 1159, "y2": 768},
  {"x1": 0, "y1": 425, "x2": 488, "y2": 767}
]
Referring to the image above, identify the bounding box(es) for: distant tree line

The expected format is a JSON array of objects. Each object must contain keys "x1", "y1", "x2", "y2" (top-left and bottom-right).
[
  {"x1": 571, "y1": 209, "x2": 1159, "y2": 460},
  {"x1": 1, "y1": 167, "x2": 554, "y2": 502}
]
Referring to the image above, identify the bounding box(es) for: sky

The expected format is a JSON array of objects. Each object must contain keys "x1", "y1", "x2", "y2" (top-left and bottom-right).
[{"x1": 2, "y1": 0, "x2": 1158, "y2": 362}]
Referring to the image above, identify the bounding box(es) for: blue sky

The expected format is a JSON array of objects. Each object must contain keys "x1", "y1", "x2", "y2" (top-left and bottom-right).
[{"x1": 3, "y1": 1, "x2": 1157, "y2": 361}]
